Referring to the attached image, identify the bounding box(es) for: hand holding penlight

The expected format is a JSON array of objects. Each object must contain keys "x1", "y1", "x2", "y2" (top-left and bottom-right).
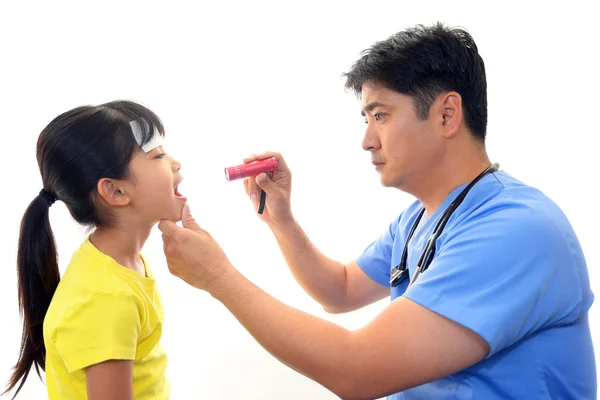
[{"x1": 224, "y1": 157, "x2": 278, "y2": 214}]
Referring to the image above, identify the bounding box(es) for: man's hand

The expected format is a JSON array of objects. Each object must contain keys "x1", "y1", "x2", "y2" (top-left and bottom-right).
[
  {"x1": 243, "y1": 151, "x2": 293, "y2": 226},
  {"x1": 158, "y1": 204, "x2": 233, "y2": 292}
]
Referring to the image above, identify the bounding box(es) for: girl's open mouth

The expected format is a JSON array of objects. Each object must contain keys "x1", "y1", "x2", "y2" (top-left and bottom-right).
[{"x1": 174, "y1": 185, "x2": 183, "y2": 197}]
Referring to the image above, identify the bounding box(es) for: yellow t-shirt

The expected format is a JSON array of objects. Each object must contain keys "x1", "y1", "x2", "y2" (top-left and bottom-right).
[{"x1": 43, "y1": 238, "x2": 170, "y2": 399}]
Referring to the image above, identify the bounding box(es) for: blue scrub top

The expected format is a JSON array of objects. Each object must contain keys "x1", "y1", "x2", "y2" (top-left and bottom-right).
[{"x1": 357, "y1": 171, "x2": 596, "y2": 399}]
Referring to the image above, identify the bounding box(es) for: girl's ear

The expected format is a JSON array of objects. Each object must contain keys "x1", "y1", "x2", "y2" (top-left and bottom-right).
[{"x1": 97, "y1": 178, "x2": 131, "y2": 207}]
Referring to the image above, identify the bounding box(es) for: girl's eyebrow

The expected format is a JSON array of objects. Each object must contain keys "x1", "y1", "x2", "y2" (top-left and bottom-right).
[{"x1": 146, "y1": 146, "x2": 164, "y2": 155}]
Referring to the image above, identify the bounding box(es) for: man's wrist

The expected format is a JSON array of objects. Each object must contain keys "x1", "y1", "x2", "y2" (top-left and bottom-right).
[
  {"x1": 268, "y1": 213, "x2": 296, "y2": 234},
  {"x1": 209, "y1": 263, "x2": 245, "y2": 302}
]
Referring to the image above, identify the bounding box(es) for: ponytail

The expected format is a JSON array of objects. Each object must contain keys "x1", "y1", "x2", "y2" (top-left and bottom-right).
[{"x1": 4, "y1": 192, "x2": 60, "y2": 399}]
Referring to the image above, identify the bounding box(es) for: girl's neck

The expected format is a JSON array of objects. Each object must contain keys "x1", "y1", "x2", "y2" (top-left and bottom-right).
[{"x1": 89, "y1": 225, "x2": 152, "y2": 276}]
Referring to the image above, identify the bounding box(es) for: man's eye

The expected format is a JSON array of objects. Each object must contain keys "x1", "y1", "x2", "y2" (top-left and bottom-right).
[{"x1": 374, "y1": 113, "x2": 384, "y2": 121}]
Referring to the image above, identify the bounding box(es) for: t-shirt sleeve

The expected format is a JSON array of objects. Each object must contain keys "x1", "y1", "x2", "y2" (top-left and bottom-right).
[
  {"x1": 356, "y1": 214, "x2": 402, "y2": 287},
  {"x1": 403, "y1": 205, "x2": 586, "y2": 357},
  {"x1": 54, "y1": 292, "x2": 142, "y2": 372}
]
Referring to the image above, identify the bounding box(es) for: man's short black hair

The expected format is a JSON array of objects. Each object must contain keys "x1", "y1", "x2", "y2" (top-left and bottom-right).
[{"x1": 344, "y1": 22, "x2": 488, "y2": 142}]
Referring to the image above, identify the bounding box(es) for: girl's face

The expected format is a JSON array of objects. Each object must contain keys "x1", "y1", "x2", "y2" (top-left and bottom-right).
[{"x1": 123, "y1": 145, "x2": 187, "y2": 224}]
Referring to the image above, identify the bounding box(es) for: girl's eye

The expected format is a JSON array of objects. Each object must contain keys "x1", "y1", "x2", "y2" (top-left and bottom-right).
[{"x1": 155, "y1": 153, "x2": 166, "y2": 159}]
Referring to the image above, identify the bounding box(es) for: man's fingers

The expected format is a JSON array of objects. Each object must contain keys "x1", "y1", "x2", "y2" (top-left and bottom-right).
[
  {"x1": 244, "y1": 151, "x2": 277, "y2": 162},
  {"x1": 255, "y1": 173, "x2": 275, "y2": 193},
  {"x1": 247, "y1": 177, "x2": 261, "y2": 203},
  {"x1": 158, "y1": 219, "x2": 178, "y2": 238},
  {"x1": 244, "y1": 177, "x2": 250, "y2": 196},
  {"x1": 182, "y1": 203, "x2": 202, "y2": 231},
  {"x1": 243, "y1": 151, "x2": 289, "y2": 172},
  {"x1": 164, "y1": 243, "x2": 176, "y2": 258}
]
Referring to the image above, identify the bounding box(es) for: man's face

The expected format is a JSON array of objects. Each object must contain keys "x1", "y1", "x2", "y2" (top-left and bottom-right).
[{"x1": 361, "y1": 82, "x2": 443, "y2": 190}]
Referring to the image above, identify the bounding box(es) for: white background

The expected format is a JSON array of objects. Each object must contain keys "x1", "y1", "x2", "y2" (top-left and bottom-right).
[{"x1": 1, "y1": 1, "x2": 598, "y2": 399}]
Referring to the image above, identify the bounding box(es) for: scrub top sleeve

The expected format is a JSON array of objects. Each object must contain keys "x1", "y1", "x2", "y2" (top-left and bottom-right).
[{"x1": 356, "y1": 213, "x2": 403, "y2": 287}]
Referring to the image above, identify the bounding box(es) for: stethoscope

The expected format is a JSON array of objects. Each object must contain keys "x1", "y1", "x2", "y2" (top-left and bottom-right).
[{"x1": 390, "y1": 162, "x2": 500, "y2": 288}]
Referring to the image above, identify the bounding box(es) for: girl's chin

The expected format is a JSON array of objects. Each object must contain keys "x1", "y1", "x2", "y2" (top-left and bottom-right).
[
  {"x1": 165, "y1": 210, "x2": 183, "y2": 223},
  {"x1": 170, "y1": 202, "x2": 187, "y2": 223},
  {"x1": 149, "y1": 199, "x2": 187, "y2": 224},
  {"x1": 172, "y1": 214, "x2": 183, "y2": 223}
]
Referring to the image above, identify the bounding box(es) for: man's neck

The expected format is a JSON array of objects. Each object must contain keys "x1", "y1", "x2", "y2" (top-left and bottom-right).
[{"x1": 412, "y1": 151, "x2": 491, "y2": 218}]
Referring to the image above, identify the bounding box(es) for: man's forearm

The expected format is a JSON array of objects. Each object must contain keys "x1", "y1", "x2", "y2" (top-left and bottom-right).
[
  {"x1": 210, "y1": 268, "x2": 360, "y2": 399},
  {"x1": 268, "y1": 217, "x2": 348, "y2": 312}
]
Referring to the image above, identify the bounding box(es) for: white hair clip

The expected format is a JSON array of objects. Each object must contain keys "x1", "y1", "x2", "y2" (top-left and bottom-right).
[{"x1": 129, "y1": 120, "x2": 164, "y2": 153}]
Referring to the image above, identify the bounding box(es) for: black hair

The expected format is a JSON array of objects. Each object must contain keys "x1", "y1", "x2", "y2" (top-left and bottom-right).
[
  {"x1": 4, "y1": 100, "x2": 164, "y2": 398},
  {"x1": 344, "y1": 22, "x2": 488, "y2": 142}
]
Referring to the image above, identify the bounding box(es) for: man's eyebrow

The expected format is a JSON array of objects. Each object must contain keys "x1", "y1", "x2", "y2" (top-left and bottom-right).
[{"x1": 360, "y1": 101, "x2": 387, "y2": 116}]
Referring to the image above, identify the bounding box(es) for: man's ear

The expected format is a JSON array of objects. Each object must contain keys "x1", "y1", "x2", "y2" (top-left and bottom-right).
[
  {"x1": 436, "y1": 91, "x2": 463, "y2": 139},
  {"x1": 97, "y1": 178, "x2": 131, "y2": 207}
]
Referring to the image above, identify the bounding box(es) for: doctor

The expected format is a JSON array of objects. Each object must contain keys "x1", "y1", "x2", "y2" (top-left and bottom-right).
[{"x1": 159, "y1": 23, "x2": 596, "y2": 399}]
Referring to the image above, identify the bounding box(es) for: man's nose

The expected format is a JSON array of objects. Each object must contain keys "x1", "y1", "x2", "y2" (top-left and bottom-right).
[{"x1": 362, "y1": 124, "x2": 380, "y2": 152}]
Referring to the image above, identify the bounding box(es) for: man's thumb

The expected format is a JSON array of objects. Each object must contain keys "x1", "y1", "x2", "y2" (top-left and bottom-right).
[
  {"x1": 255, "y1": 173, "x2": 275, "y2": 193},
  {"x1": 182, "y1": 203, "x2": 201, "y2": 231}
]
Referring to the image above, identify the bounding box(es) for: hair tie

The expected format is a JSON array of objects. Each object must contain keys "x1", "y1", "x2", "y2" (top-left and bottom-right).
[{"x1": 39, "y1": 189, "x2": 57, "y2": 206}]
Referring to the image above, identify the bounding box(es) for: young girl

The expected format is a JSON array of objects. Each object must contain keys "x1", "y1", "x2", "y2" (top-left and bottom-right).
[{"x1": 4, "y1": 101, "x2": 186, "y2": 399}]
